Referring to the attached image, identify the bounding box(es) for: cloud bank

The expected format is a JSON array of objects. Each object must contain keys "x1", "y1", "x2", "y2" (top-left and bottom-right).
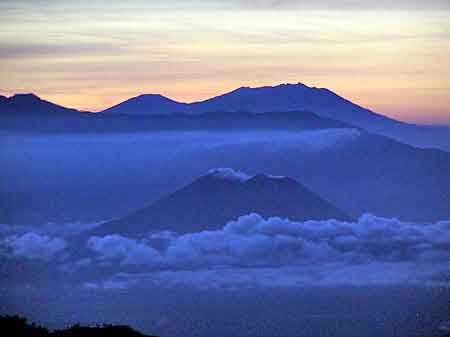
[
  {"x1": 2, "y1": 213, "x2": 448, "y2": 288},
  {"x1": 85, "y1": 214, "x2": 450, "y2": 287}
]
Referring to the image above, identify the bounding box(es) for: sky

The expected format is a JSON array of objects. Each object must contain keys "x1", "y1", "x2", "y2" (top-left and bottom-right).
[{"x1": 0, "y1": 0, "x2": 449, "y2": 124}]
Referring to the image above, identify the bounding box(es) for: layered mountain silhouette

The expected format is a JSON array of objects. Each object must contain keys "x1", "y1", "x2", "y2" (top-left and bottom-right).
[
  {"x1": 190, "y1": 83, "x2": 383, "y2": 124},
  {"x1": 100, "y1": 84, "x2": 392, "y2": 132},
  {"x1": 91, "y1": 169, "x2": 350, "y2": 235},
  {"x1": 2, "y1": 84, "x2": 449, "y2": 150},
  {"x1": 100, "y1": 83, "x2": 376, "y2": 119},
  {"x1": 0, "y1": 92, "x2": 355, "y2": 134},
  {"x1": 100, "y1": 83, "x2": 450, "y2": 151}
]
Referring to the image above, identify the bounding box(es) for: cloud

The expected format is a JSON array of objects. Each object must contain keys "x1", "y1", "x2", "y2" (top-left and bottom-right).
[
  {"x1": 207, "y1": 168, "x2": 251, "y2": 182},
  {"x1": 86, "y1": 213, "x2": 450, "y2": 287},
  {"x1": 87, "y1": 235, "x2": 159, "y2": 266},
  {"x1": 2, "y1": 232, "x2": 67, "y2": 261},
  {"x1": 4, "y1": 0, "x2": 448, "y2": 11},
  {"x1": 5, "y1": 214, "x2": 445, "y2": 288},
  {"x1": 37, "y1": 221, "x2": 104, "y2": 237},
  {"x1": 294, "y1": 129, "x2": 361, "y2": 151},
  {"x1": 83, "y1": 278, "x2": 132, "y2": 290},
  {"x1": 85, "y1": 261, "x2": 450, "y2": 290},
  {"x1": 0, "y1": 42, "x2": 123, "y2": 60},
  {"x1": 227, "y1": 0, "x2": 450, "y2": 10},
  {"x1": 204, "y1": 129, "x2": 362, "y2": 153},
  {"x1": 0, "y1": 221, "x2": 104, "y2": 238}
]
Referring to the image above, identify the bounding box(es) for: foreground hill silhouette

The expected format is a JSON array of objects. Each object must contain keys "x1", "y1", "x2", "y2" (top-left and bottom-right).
[
  {"x1": 0, "y1": 315, "x2": 158, "y2": 337},
  {"x1": 92, "y1": 168, "x2": 350, "y2": 235}
]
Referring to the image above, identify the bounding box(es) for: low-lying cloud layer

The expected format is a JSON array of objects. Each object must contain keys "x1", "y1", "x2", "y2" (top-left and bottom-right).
[
  {"x1": 2, "y1": 213, "x2": 449, "y2": 288},
  {"x1": 85, "y1": 214, "x2": 450, "y2": 287}
]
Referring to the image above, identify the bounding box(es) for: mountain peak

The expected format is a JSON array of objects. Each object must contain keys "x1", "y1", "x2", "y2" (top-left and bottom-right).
[
  {"x1": 93, "y1": 168, "x2": 350, "y2": 235},
  {"x1": 9, "y1": 93, "x2": 42, "y2": 102},
  {"x1": 100, "y1": 81, "x2": 383, "y2": 122},
  {"x1": 230, "y1": 82, "x2": 309, "y2": 93},
  {"x1": 135, "y1": 93, "x2": 173, "y2": 100},
  {"x1": 1, "y1": 93, "x2": 81, "y2": 115},
  {"x1": 102, "y1": 93, "x2": 186, "y2": 115}
]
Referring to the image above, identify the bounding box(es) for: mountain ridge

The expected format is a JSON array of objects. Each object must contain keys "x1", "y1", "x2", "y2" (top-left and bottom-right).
[
  {"x1": 2, "y1": 84, "x2": 449, "y2": 151},
  {"x1": 96, "y1": 83, "x2": 450, "y2": 151},
  {"x1": 0, "y1": 93, "x2": 83, "y2": 115}
]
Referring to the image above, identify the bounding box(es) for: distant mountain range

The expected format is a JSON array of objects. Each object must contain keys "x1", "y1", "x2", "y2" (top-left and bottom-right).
[
  {"x1": 2, "y1": 83, "x2": 449, "y2": 151},
  {"x1": 101, "y1": 83, "x2": 450, "y2": 151},
  {"x1": 101, "y1": 83, "x2": 382, "y2": 120},
  {"x1": 91, "y1": 168, "x2": 350, "y2": 235}
]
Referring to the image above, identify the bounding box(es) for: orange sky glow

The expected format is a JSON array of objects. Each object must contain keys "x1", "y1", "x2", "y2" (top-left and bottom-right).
[{"x1": 1, "y1": 1, "x2": 449, "y2": 124}]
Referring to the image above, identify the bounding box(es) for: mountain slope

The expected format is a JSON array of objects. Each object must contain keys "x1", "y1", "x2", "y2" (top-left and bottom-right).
[
  {"x1": 190, "y1": 83, "x2": 384, "y2": 122},
  {"x1": 0, "y1": 93, "x2": 82, "y2": 115},
  {"x1": 1, "y1": 108, "x2": 355, "y2": 135},
  {"x1": 189, "y1": 83, "x2": 450, "y2": 151},
  {"x1": 185, "y1": 131, "x2": 450, "y2": 222},
  {"x1": 92, "y1": 169, "x2": 350, "y2": 235},
  {"x1": 101, "y1": 83, "x2": 385, "y2": 122},
  {"x1": 3, "y1": 85, "x2": 448, "y2": 150},
  {"x1": 101, "y1": 83, "x2": 450, "y2": 151},
  {"x1": 3, "y1": 126, "x2": 449, "y2": 225},
  {"x1": 102, "y1": 94, "x2": 187, "y2": 115}
]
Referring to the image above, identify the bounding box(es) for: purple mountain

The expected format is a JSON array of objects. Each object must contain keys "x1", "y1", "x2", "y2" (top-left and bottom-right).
[
  {"x1": 0, "y1": 93, "x2": 82, "y2": 115},
  {"x1": 102, "y1": 94, "x2": 188, "y2": 115},
  {"x1": 91, "y1": 168, "x2": 350, "y2": 235}
]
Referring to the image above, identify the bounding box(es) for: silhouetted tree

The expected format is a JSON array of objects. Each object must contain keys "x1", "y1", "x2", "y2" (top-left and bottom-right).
[
  {"x1": 0, "y1": 315, "x2": 158, "y2": 337},
  {"x1": 0, "y1": 315, "x2": 49, "y2": 337}
]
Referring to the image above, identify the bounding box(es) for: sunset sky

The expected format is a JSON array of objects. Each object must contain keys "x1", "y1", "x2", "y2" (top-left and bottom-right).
[{"x1": 0, "y1": 0, "x2": 449, "y2": 124}]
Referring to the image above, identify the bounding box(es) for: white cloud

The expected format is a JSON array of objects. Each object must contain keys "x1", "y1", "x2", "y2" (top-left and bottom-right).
[
  {"x1": 2, "y1": 232, "x2": 67, "y2": 261},
  {"x1": 86, "y1": 213, "x2": 450, "y2": 287},
  {"x1": 87, "y1": 261, "x2": 450, "y2": 290},
  {"x1": 207, "y1": 168, "x2": 251, "y2": 182},
  {"x1": 0, "y1": 221, "x2": 104, "y2": 238},
  {"x1": 87, "y1": 235, "x2": 159, "y2": 266}
]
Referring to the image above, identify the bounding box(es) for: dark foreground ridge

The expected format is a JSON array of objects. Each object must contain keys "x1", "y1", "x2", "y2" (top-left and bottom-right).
[
  {"x1": 0, "y1": 315, "x2": 159, "y2": 337},
  {"x1": 2, "y1": 314, "x2": 450, "y2": 337}
]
